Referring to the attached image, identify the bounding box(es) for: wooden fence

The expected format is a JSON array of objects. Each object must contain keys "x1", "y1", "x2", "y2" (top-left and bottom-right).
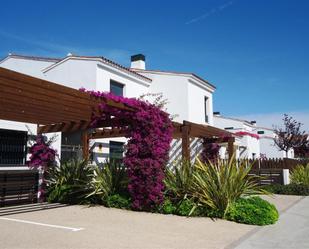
[
  {"x1": 0, "y1": 170, "x2": 39, "y2": 207},
  {"x1": 238, "y1": 158, "x2": 309, "y2": 185},
  {"x1": 249, "y1": 169, "x2": 283, "y2": 185},
  {"x1": 237, "y1": 158, "x2": 309, "y2": 170}
]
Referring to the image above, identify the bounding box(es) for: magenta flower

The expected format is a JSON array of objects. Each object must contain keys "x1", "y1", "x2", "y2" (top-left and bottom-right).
[{"x1": 81, "y1": 88, "x2": 173, "y2": 210}]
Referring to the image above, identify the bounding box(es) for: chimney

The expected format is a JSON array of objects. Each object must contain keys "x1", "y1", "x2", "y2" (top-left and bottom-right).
[{"x1": 131, "y1": 54, "x2": 145, "y2": 70}]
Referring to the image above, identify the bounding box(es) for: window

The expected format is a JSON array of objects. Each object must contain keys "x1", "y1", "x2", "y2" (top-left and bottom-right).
[
  {"x1": 61, "y1": 131, "x2": 83, "y2": 162},
  {"x1": 110, "y1": 80, "x2": 124, "y2": 96},
  {"x1": 204, "y1": 96, "x2": 209, "y2": 123},
  {"x1": 109, "y1": 141, "x2": 124, "y2": 161},
  {"x1": 0, "y1": 129, "x2": 27, "y2": 165}
]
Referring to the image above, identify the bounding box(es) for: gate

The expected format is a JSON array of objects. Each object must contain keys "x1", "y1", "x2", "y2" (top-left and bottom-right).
[{"x1": 0, "y1": 170, "x2": 39, "y2": 207}]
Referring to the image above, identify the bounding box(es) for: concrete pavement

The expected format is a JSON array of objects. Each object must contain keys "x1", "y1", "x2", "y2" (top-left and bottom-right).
[
  {"x1": 232, "y1": 196, "x2": 309, "y2": 249},
  {"x1": 0, "y1": 195, "x2": 305, "y2": 249}
]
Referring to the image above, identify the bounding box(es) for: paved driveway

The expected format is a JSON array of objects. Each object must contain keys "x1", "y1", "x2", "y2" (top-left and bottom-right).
[
  {"x1": 0, "y1": 195, "x2": 304, "y2": 249},
  {"x1": 232, "y1": 196, "x2": 309, "y2": 249}
]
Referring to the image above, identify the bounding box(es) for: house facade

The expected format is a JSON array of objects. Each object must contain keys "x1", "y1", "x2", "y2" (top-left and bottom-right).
[
  {"x1": 213, "y1": 114, "x2": 294, "y2": 159},
  {"x1": 0, "y1": 53, "x2": 215, "y2": 166}
]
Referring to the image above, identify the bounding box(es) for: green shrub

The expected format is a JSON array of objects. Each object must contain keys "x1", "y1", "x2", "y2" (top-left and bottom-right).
[
  {"x1": 105, "y1": 194, "x2": 131, "y2": 209},
  {"x1": 160, "y1": 199, "x2": 177, "y2": 214},
  {"x1": 47, "y1": 159, "x2": 93, "y2": 204},
  {"x1": 164, "y1": 160, "x2": 195, "y2": 202},
  {"x1": 226, "y1": 196, "x2": 279, "y2": 225},
  {"x1": 192, "y1": 158, "x2": 267, "y2": 217},
  {"x1": 176, "y1": 199, "x2": 197, "y2": 216},
  {"x1": 291, "y1": 164, "x2": 309, "y2": 186},
  {"x1": 263, "y1": 183, "x2": 309, "y2": 196}
]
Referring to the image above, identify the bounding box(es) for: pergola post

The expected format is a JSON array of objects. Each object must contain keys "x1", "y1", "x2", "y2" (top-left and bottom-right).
[
  {"x1": 228, "y1": 137, "x2": 235, "y2": 161},
  {"x1": 82, "y1": 131, "x2": 89, "y2": 160},
  {"x1": 182, "y1": 122, "x2": 190, "y2": 161}
]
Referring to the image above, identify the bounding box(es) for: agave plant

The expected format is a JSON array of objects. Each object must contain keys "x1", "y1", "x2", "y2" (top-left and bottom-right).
[
  {"x1": 87, "y1": 160, "x2": 128, "y2": 203},
  {"x1": 47, "y1": 159, "x2": 94, "y2": 204},
  {"x1": 164, "y1": 160, "x2": 195, "y2": 202},
  {"x1": 291, "y1": 163, "x2": 309, "y2": 186},
  {"x1": 192, "y1": 158, "x2": 266, "y2": 217}
]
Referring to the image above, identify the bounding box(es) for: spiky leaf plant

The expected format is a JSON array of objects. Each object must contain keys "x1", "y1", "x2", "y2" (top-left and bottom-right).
[
  {"x1": 87, "y1": 160, "x2": 128, "y2": 203},
  {"x1": 47, "y1": 159, "x2": 93, "y2": 204},
  {"x1": 164, "y1": 160, "x2": 195, "y2": 202},
  {"x1": 192, "y1": 158, "x2": 267, "y2": 217}
]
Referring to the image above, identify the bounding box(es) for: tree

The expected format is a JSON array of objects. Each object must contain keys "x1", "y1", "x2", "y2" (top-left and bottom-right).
[
  {"x1": 274, "y1": 114, "x2": 308, "y2": 157},
  {"x1": 294, "y1": 142, "x2": 309, "y2": 158}
]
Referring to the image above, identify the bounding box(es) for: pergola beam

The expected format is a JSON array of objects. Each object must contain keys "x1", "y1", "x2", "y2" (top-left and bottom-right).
[
  {"x1": 89, "y1": 128, "x2": 128, "y2": 139},
  {"x1": 37, "y1": 118, "x2": 131, "y2": 134},
  {"x1": 0, "y1": 67, "x2": 134, "y2": 131}
]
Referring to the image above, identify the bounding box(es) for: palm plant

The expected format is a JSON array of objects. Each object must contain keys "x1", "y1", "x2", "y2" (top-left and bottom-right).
[
  {"x1": 47, "y1": 159, "x2": 94, "y2": 204},
  {"x1": 192, "y1": 158, "x2": 266, "y2": 217},
  {"x1": 291, "y1": 163, "x2": 309, "y2": 186}
]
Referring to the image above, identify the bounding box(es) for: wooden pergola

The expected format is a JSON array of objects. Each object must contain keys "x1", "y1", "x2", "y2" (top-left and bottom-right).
[
  {"x1": 0, "y1": 67, "x2": 235, "y2": 161},
  {"x1": 0, "y1": 67, "x2": 134, "y2": 157},
  {"x1": 173, "y1": 120, "x2": 235, "y2": 160}
]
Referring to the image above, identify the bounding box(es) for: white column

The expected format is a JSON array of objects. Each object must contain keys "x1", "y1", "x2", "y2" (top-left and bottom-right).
[{"x1": 283, "y1": 169, "x2": 290, "y2": 185}]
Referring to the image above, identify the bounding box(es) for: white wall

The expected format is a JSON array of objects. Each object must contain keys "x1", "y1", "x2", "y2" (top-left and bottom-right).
[
  {"x1": 188, "y1": 81, "x2": 214, "y2": 125},
  {"x1": 139, "y1": 71, "x2": 215, "y2": 125},
  {"x1": 143, "y1": 72, "x2": 189, "y2": 123},
  {"x1": 96, "y1": 64, "x2": 149, "y2": 97},
  {"x1": 44, "y1": 58, "x2": 97, "y2": 90},
  {"x1": 0, "y1": 120, "x2": 36, "y2": 133},
  {"x1": 258, "y1": 127, "x2": 294, "y2": 159},
  {"x1": 214, "y1": 116, "x2": 260, "y2": 159},
  {"x1": 0, "y1": 57, "x2": 54, "y2": 78},
  {"x1": 214, "y1": 116, "x2": 295, "y2": 159}
]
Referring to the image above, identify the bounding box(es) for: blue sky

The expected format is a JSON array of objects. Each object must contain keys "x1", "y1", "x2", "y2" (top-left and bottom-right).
[{"x1": 0, "y1": 0, "x2": 308, "y2": 128}]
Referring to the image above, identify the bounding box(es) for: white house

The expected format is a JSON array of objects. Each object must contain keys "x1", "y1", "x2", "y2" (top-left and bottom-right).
[
  {"x1": 213, "y1": 114, "x2": 294, "y2": 159},
  {"x1": 130, "y1": 55, "x2": 215, "y2": 125},
  {"x1": 0, "y1": 53, "x2": 216, "y2": 165}
]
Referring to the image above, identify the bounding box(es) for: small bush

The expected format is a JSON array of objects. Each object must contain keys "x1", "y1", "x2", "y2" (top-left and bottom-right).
[
  {"x1": 176, "y1": 199, "x2": 196, "y2": 216},
  {"x1": 291, "y1": 164, "x2": 309, "y2": 186},
  {"x1": 160, "y1": 199, "x2": 177, "y2": 214},
  {"x1": 226, "y1": 196, "x2": 279, "y2": 225},
  {"x1": 263, "y1": 184, "x2": 309, "y2": 196},
  {"x1": 105, "y1": 194, "x2": 131, "y2": 209}
]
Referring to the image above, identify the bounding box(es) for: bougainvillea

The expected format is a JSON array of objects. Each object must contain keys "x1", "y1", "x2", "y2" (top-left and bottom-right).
[
  {"x1": 235, "y1": 131, "x2": 260, "y2": 139},
  {"x1": 200, "y1": 138, "x2": 221, "y2": 164},
  {"x1": 80, "y1": 88, "x2": 173, "y2": 210},
  {"x1": 28, "y1": 135, "x2": 57, "y2": 170},
  {"x1": 28, "y1": 135, "x2": 57, "y2": 201}
]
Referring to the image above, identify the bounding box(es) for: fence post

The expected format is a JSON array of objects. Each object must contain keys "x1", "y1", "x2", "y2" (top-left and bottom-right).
[{"x1": 283, "y1": 169, "x2": 290, "y2": 185}]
